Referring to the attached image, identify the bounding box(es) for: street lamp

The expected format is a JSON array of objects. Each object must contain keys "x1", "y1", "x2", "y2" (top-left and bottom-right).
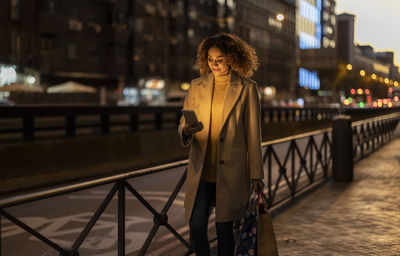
[{"x1": 346, "y1": 64, "x2": 352, "y2": 71}]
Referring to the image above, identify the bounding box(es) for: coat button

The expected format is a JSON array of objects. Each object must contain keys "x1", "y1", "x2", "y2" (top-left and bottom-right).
[{"x1": 219, "y1": 160, "x2": 224, "y2": 164}]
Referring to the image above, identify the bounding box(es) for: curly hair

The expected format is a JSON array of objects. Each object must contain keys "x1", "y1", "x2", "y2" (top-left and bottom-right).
[{"x1": 196, "y1": 33, "x2": 259, "y2": 78}]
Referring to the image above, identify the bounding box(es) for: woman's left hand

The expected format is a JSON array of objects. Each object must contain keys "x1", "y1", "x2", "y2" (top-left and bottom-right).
[{"x1": 252, "y1": 179, "x2": 264, "y2": 193}]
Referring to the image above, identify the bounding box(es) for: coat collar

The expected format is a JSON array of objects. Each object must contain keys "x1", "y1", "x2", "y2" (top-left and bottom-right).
[{"x1": 197, "y1": 70, "x2": 244, "y2": 137}]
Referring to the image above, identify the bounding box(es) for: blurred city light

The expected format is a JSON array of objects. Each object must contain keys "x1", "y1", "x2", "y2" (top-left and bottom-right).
[
  {"x1": 0, "y1": 66, "x2": 17, "y2": 85},
  {"x1": 373, "y1": 102, "x2": 378, "y2": 107},
  {"x1": 359, "y1": 102, "x2": 364, "y2": 108},
  {"x1": 297, "y1": 98, "x2": 304, "y2": 107},
  {"x1": 394, "y1": 96, "x2": 399, "y2": 102},
  {"x1": 384, "y1": 78, "x2": 389, "y2": 84},
  {"x1": 365, "y1": 89, "x2": 370, "y2": 94},
  {"x1": 350, "y1": 88, "x2": 356, "y2": 94},
  {"x1": 388, "y1": 87, "x2": 393, "y2": 93},
  {"x1": 346, "y1": 64, "x2": 353, "y2": 70},
  {"x1": 357, "y1": 88, "x2": 363, "y2": 95},
  {"x1": 26, "y1": 76, "x2": 36, "y2": 84},
  {"x1": 371, "y1": 74, "x2": 377, "y2": 80},
  {"x1": 145, "y1": 79, "x2": 165, "y2": 89},
  {"x1": 180, "y1": 82, "x2": 190, "y2": 91},
  {"x1": 348, "y1": 97, "x2": 352, "y2": 103},
  {"x1": 388, "y1": 102, "x2": 393, "y2": 108},
  {"x1": 395, "y1": 81, "x2": 399, "y2": 87},
  {"x1": 359, "y1": 70, "x2": 366, "y2": 76},
  {"x1": 343, "y1": 99, "x2": 350, "y2": 105},
  {"x1": 276, "y1": 13, "x2": 285, "y2": 21}
]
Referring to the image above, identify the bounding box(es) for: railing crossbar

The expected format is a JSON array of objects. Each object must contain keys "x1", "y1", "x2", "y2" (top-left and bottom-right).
[
  {"x1": 161, "y1": 169, "x2": 187, "y2": 215},
  {"x1": 125, "y1": 182, "x2": 159, "y2": 218},
  {"x1": 0, "y1": 209, "x2": 68, "y2": 255},
  {"x1": 71, "y1": 182, "x2": 118, "y2": 252}
]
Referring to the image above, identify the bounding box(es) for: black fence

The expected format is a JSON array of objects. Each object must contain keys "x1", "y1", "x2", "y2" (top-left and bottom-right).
[
  {"x1": 1, "y1": 112, "x2": 398, "y2": 255},
  {"x1": 0, "y1": 105, "x2": 399, "y2": 142}
]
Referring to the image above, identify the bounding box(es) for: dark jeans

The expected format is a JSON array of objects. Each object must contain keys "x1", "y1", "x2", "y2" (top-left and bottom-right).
[{"x1": 189, "y1": 180, "x2": 235, "y2": 256}]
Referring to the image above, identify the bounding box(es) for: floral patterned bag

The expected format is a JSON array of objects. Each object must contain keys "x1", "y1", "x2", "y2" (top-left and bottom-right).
[{"x1": 235, "y1": 192, "x2": 278, "y2": 256}]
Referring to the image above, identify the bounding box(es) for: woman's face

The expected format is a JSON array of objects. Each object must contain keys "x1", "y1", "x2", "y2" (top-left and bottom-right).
[{"x1": 207, "y1": 46, "x2": 229, "y2": 77}]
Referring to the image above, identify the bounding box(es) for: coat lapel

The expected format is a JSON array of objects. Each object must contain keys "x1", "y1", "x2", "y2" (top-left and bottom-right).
[
  {"x1": 196, "y1": 72, "x2": 214, "y2": 154},
  {"x1": 219, "y1": 71, "x2": 244, "y2": 135}
]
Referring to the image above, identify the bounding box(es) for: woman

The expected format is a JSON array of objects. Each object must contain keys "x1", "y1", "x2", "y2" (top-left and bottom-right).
[{"x1": 178, "y1": 33, "x2": 264, "y2": 256}]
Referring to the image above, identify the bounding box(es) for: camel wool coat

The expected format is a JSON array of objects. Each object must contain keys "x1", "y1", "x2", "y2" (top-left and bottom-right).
[{"x1": 178, "y1": 71, "x2": 264, "y2": 222}]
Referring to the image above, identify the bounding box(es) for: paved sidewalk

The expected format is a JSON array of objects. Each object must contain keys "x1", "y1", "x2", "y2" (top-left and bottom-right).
[{"x1": 273, "y1": 137, "x2": 400, "y2": 255}]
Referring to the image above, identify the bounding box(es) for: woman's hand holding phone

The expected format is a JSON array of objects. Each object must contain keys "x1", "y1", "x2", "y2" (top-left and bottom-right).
[{"x1": 183, "y1": 121, "x2": 203, "y2": 137}]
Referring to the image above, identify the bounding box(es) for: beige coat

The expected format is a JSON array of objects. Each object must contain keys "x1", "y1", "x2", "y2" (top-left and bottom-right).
[{"x1": 178, "y1": 71, "x2": 264, "y2": 222}]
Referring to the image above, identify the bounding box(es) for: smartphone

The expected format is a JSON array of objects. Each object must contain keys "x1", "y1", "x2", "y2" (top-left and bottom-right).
[{"x1": 182, "y1": 109, "x2": 198, "y2": 125}]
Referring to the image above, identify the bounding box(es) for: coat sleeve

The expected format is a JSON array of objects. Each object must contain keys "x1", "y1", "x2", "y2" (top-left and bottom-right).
[
  {"x1": 244, "y1": 81, "x2": 264, "y2": 179},
  {"x1": 178, "y1": 80, "x2": 196, "y2": 147}
]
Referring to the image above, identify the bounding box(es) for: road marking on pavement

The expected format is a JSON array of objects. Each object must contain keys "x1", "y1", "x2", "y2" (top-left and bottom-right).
[{"x1": 3, "y1": 212, "x2": 152, "y2": 255}]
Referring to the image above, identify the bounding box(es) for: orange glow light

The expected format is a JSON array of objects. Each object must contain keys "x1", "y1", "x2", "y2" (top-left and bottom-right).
[
  {"x1": 378, "y1": 101, "x2": 383, "y2": 107},
  {"x1": 373, "y1": 102, "x2": 378, "y2": 107},
  {"x1": 343, "y1": 99, "x2": 350, "y2": 105},
  {"x1": 365, "y1": 89, "x2": 370, "y2": 94},
  {"x1": 350, "y1": 88, "x2": 356, "y2": 94},
  {"x1": 388, "y1": 102, "x2": 393, "y2": 108},
  {"x1": 395, "y1": 96, "x2": 399, "y2": 102},
  {"x1": 357, "y1": 88, "x2": 363, "y2": 95},
  {"x1": 371, "y1": 74, "x2": 377, "y2": 80}
]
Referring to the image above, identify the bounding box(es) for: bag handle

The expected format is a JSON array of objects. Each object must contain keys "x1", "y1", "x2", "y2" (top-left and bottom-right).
[{"x1": 257, "y1": 192, "x2": 268, "y2": 214}]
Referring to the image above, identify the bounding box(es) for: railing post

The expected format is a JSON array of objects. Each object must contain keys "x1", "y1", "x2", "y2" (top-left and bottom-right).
[
  {"x1": 269, "y1": 110, "x2": 274, "y2": 122},
  {"x1": 65, "y1": 116, "x2": 76, "y2": 138},
  {"x1": 155, "y1": 113, "x2": 162, "y2": 130},
  {"x1": 22, "y1": 117, "x2": 34, "y2": 142},
  {"x1": 100, "y1": 115, "x2": 110, "y2": 134},
  {"x1": 118, "y1": 181, "x2": 125, "y2": 256},
  {"x1": 332, "y1": 115, "x2": 354, "y2": 181},
  {"x1": 277, "y1": 109, "x2": 282, "y2": 122},
  {"x1": 130, "y1": 113, "x2": 138, "y2": 132}
]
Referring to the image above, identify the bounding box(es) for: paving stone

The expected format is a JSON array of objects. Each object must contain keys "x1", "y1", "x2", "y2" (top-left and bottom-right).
[{"x1": 273, "y1": 137, "x2": 400, "y2": 256}]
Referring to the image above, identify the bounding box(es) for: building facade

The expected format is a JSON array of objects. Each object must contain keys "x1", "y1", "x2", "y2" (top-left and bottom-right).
[
  {"x1": 1, "y1": 0, "x2": 298, "y2": 104},
  {"x1": 236, "y1": 0, "x2": 297, "y2": 100}
]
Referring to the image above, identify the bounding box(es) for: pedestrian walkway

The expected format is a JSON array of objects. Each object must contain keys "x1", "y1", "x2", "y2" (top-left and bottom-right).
[{"x1": 273, "y1": 136, "x2": 400, "y2": 255}]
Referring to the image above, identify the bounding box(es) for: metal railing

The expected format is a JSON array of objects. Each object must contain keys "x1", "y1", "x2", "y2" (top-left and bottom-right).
[
  {"x1": 1, "y1": 105, "x2": 398, "y2": 142},
  {"x1": 352, "y1": 112, "x2": 400, "y2": 161},
  {"x1": 0, "y1": 113, "x2": 398, "y2": 255}
]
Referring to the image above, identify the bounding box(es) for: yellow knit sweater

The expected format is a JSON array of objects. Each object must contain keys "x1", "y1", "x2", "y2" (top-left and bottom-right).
[{"x1": 201, "y1": 73, "x2": 229, "y2": 183}]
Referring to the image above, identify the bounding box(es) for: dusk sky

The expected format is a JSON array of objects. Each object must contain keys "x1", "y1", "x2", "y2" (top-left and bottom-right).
[{"x1": 335, "y1": 0, "x2": 400, "y2": 67}]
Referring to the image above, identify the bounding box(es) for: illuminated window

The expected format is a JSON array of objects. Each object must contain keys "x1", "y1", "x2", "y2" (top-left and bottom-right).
[
  {"x1": 299, "y1": 0, "x2": 322, "y2": 49},
  {"x1": 299, "y1": 68, "x2": 320, "y2": 90}
]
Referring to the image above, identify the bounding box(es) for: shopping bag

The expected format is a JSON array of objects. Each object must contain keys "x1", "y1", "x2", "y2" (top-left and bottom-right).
[
  {"x1": 235, "y1": 192, "x2": 279, "y2": 256},
  {"x1": 257, "y1": 193, "x2": 279, "y2": 256},
  {"x1": 235, "y1": 193, "x2": 258, "y2": 256}
]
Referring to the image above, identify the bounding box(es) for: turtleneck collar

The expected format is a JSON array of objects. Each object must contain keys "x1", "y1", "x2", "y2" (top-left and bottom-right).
[{"x1": 214, "y1": 71, "x2": 230, "y2": 84}]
